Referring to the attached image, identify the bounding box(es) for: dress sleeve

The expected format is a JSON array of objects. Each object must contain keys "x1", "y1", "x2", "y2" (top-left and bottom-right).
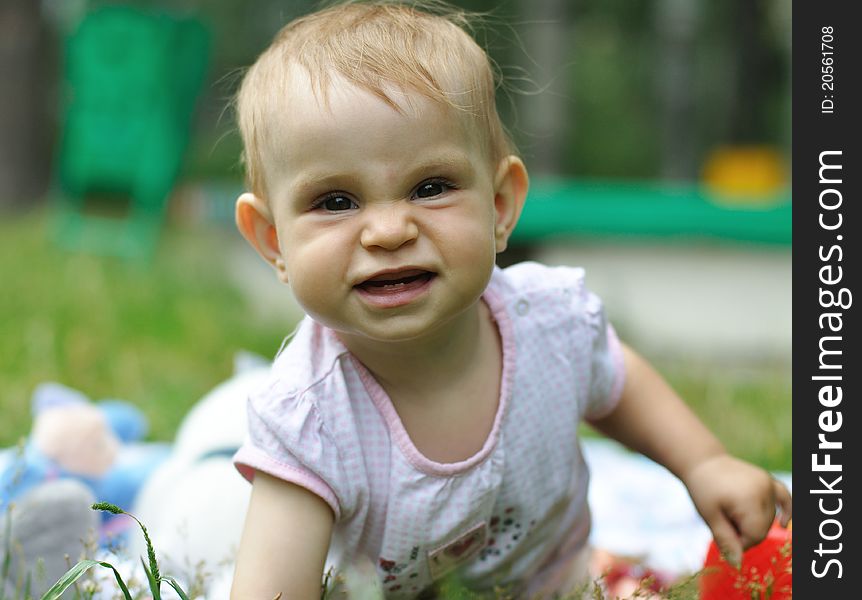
[
  {"x1": 233, "y1": 381, "x2": 343, "y2": 520},
  {"x1": 570, "y1": 273, "x2": 627, "y2": 421}
]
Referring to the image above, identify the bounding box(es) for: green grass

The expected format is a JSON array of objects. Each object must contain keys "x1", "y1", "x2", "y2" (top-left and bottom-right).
[
  {"x1": 581, "y1": 359, "x2": 792, "y2": 473},
  {"x1": 4, "y1": 499, "x2": 789, "y2": 600},
  {"x1": 0, "y1": 209, "x2": 291, "y2": 447},
  {"x1": 5, "y1": 503, "x2": 709, "y2": 600},
  {"x1": 658, "y1": 361, "x2": 791, "y2": 472}
]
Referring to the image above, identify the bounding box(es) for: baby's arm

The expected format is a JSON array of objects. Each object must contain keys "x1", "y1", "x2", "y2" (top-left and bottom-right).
[
  {"x1": 589, "y1": 343, "x2": 792, "y2": 566},
  {"x1": 231, "y1": 470, "x2": 334, "y2": 599}
]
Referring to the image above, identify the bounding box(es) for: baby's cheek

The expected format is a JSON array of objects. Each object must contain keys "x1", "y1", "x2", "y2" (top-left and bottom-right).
[
  {"x1": 291, "y1": 273, "x2": 340, "y2": 315},
  {"x1": 452, "y1": 223, "x2": 497, "y2": 267},
  {"x1": 282, "y1": 250, "x2": 338, "y2": 307}
]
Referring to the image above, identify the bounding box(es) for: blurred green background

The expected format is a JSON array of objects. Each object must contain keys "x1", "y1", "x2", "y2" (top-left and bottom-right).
[{"x1": 0, "y1": 0, "x2": 791, "y2": 470}]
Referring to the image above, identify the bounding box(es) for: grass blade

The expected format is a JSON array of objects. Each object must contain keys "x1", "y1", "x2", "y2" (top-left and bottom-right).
[
  {"x1": 39, "y1": 559, "x2": 134, "y2": 600},
  {"x1": 38, "y1": 559, "x2": 100, "y2": 600},
  {"x1": 104, "y1": 563, "x2": 134, "y2": 600},
  {"x1": 162, "y1": 577, "x2": 190, "y2": 600},
  {"x1": 92, "y1": 504, "x2": 160, "y2": 583},
  {"x1": 140, "y1": 557, "x2": 161, "y2": 600}
]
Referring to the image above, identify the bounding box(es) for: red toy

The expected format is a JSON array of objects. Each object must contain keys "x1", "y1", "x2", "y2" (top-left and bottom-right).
[{"x1": 700, "y1": 520, "x2": 792, "y2": 599}]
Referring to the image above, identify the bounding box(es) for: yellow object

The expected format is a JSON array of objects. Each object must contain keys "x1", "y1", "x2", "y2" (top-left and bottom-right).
[{"x1": 702, "y1": 145, "x2": 787, "y2": 202}]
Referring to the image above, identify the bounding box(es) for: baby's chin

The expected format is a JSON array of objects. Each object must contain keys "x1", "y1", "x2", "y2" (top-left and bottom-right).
[
  {"x1": 330, "y1": 317, "x2": 452, "y2": 346},
  {"x1": 327, "y1": 302, "x2": 484, "y2": 347}
]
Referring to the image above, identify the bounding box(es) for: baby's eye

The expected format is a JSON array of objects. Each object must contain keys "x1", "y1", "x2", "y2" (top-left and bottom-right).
[
  {"x1": 414, "y1": 179, "x2": 452, "y2": 199},
  {"x1": 317, "y1": 194, "x2": 356, "y2": 212}
]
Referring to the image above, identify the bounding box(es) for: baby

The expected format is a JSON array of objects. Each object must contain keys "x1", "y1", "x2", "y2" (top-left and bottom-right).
[{"x1": 229, "y1": 2, "x2": 792, "y2": 598}]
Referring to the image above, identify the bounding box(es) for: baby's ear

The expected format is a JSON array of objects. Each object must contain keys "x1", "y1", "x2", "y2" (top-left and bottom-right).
[
  {"x1": 235, "y1": 193, "x2": 289, "y2": 284},
  {"x1": 492, "y1": 156, "x2": 529, "y2": 253}
]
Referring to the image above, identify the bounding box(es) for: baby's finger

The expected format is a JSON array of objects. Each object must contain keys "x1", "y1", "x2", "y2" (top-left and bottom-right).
[
  {"x1": 707, "y1": 512, "x2": 743, "y2": 568},
  {"x1": 774, "y1": 479, "x2": 793, "y2": 527}
]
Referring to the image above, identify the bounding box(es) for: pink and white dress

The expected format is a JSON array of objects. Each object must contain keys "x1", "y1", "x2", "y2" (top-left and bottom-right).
[{"x1": 234, "y1": 262, "x2": 626, "y2": 597}]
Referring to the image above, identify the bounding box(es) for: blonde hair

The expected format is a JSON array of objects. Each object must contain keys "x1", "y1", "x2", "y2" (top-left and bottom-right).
[{"x1": 235, "y1": 0, "x2": 514, "y2": 198}]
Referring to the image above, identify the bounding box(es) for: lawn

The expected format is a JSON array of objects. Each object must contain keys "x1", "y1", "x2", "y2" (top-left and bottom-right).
[
  {"x1": 0, "y1": 208, "x2": 289, "y2": 447},
  {"x1": 0, "y1": 209, "x2": 791, "y2": 472}
]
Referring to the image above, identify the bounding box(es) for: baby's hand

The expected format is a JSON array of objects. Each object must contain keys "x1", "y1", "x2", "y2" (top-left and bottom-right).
[{"x1": 682, "y1": 454, "x2": 792, "y2": 567}]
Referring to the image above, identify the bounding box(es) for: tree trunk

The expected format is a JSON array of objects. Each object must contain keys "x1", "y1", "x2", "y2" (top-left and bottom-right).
[
  {"x1": 0, "y1": 0, "x2": 52, "y2": 208},
  {"x1": 517, "y1": 0, "x2": 571, "y2": 176},
  {"x1": 655, "y1": 0, "x2": 701, "y2": 181}
]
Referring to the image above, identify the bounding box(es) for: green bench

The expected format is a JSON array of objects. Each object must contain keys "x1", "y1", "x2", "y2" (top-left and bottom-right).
[{"x1": 514, "y1": 178, "x2": 791, "y2": 246}]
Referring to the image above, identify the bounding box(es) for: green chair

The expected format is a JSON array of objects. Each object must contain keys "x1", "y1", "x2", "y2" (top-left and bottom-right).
[{"x1": 54, "y1": 5, "x2": 210, "y2": 259}]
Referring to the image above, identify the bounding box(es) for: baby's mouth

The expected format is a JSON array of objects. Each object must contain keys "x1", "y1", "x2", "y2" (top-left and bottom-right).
[{"x1": 356, "y1": 269, "x2": 436, "y2": 293}]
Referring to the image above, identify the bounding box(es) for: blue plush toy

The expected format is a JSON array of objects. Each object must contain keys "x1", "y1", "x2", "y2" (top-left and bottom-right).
[{"x1": 0, "y1": 382, "x2": 170, "y2": 544}]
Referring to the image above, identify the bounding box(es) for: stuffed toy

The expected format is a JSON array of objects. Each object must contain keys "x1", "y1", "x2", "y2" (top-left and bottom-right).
[
  {"x1": 0, "y1": 479, "x2": 98, "y2": 598},
  {"x1": 1, "y1": 357, "x2": 265, "y2": 600},
  {"x1": 0, "y1": 382, "x2": 170, "y2": 545}
]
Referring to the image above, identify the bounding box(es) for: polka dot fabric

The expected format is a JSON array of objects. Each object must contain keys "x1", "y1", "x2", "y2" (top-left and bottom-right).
[{"x1": 234, "y1": 262, "x2": 625, "y2": 597}]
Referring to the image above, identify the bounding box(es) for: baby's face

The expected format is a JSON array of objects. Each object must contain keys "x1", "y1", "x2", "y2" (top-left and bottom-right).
[{"x1": 255, "y1": 72, "x2": 508, "y2": 342}]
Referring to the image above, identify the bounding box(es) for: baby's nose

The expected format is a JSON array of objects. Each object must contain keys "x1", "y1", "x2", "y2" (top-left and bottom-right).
[{"x1": 359, "y1": 204, "x2": 419, "y2": 250}]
